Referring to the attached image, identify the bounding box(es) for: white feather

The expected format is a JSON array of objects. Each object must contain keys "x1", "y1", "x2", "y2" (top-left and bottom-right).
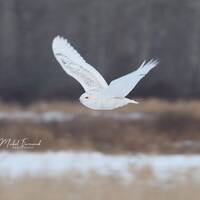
[
  {"x1": 52, "y1": 36, "x2": 108, "y2": 92},
  {"x1": 101, "y1": 59, "x2": 159, "y2": 98}
]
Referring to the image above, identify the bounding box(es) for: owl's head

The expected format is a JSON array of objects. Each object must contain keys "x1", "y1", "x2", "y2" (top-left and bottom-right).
[{"x1": 79, "y1": 93, "x2": 99, "y2": 110}]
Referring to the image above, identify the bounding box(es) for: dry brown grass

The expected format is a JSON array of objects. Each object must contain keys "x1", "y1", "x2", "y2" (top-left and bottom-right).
[
  {"x1": 1, "y1": 98, "x2": 200, "y2": 115},
  {"x1": 0, "y1": 99, "x2": 200, "y2": 153},
  {"x1": 1, "y1": 100, "x2": 200, "y2": 200},
  {"x1": 0, "y1": 175, "x2": 200, "y2": 200}
]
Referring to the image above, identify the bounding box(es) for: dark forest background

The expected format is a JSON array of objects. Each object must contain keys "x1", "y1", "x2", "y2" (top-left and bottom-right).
[{"x1": 0, "y1": 0, "x2": 200, "y2": 103}]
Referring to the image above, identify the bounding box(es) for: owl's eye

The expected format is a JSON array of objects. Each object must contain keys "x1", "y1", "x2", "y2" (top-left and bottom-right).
[{"x1": 85, "y1": 96, "x2": 89, "y2": 99}]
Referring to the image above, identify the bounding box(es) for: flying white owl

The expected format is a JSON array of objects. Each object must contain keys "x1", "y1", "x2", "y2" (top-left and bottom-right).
[{"x1": 52, "y1": 36, "x2": 159, "y2": 110}]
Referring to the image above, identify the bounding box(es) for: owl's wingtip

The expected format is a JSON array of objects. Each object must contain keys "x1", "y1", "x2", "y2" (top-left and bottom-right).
[{"x1": 52, "y1": 35, "x2": 69, "y2": 54}]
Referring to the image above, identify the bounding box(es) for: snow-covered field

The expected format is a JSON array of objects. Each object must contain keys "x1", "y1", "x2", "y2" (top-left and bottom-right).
[
  {"x1": 1, "y1": 151, "x2": 200, "y2": 183},
  {"x1": 0, "y1": 111, "x2": 151, "y2": 123}
]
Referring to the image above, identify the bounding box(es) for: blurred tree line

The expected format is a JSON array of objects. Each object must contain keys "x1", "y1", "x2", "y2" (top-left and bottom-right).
[{"x1": 0, "y1": 0, "x2": 200, "y2": 103}]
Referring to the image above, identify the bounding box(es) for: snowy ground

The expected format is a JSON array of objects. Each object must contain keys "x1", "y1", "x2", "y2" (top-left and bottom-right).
[
  {"x1": 0, "y1": 111, "x2": 151, "y2": 123},
  {"x1": 0, "y1": 151, "x2": 200, "y2": 183}
]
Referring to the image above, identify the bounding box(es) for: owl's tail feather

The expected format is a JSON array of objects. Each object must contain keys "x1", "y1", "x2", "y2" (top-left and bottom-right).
[{"x1": 128, "y1": 99, "x2": 139, "y2": 104}]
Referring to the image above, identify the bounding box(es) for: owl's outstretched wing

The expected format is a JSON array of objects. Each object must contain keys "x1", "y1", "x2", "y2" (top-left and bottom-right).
[
  {"x1": 101, "y1": 59, "x2": 159, "y2": 98},
  {"x1": 52, "y1": 36, "x2": 108, "y2": 92}
]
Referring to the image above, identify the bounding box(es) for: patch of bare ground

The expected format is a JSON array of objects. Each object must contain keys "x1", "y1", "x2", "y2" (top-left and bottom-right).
[{"x1": 0, "y1": 175, "x2": 200, "y2": 200}]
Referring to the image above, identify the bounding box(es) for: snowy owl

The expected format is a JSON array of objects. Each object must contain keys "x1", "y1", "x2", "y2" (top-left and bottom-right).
[{"x1": 52, "y1": 36, "x2": 159, "y2": 110}]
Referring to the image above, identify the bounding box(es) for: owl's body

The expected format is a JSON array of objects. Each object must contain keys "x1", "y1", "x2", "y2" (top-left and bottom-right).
[{"x1": 80, "y1": 92, "x2": 136, "y2": 110}]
